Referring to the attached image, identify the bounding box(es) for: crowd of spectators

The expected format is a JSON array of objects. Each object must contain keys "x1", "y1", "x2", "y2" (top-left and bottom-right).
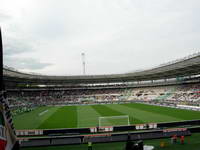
[
  {"x1": 7, "y1": 89, "x2": 124, "y2": 110},
  {"x1": 128, "y1": 83, "x2": 200, "y2": 106},
  {"x1": 6, "y1": 83, "x2": 200, "y2": 115}
]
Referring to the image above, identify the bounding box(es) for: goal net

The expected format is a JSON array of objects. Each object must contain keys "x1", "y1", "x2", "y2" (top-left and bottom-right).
[{"x1": 99, "y1": 115, "x2": 130, "y2": 127}]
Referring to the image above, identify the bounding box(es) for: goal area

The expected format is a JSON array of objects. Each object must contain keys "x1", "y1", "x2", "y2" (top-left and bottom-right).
[{"x1": 99, "y1": 115, "x2": 130, "y2": 127}]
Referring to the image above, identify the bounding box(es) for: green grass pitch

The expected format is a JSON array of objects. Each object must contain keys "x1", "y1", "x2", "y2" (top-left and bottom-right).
[{"x1": 13, "y1": 103, "x2": 200, "y2": 130}]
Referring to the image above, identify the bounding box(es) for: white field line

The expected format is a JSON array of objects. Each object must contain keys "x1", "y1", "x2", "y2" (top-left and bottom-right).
[
  {"x1": 77, "y1": 107, "x2": 80, "y2": 128},
  {"x1": 38, "y1": 110, "x2": 49, "y2": 116}
]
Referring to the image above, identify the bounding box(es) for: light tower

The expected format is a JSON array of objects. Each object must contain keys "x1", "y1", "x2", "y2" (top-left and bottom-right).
[{"x1": 81, "y1": 52, "x2": 86, "y2": 75}]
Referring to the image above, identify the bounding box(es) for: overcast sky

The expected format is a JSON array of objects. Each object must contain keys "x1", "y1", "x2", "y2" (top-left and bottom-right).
[{"x1": 1, "y1": 0, "x2": 200, "y2": 75}]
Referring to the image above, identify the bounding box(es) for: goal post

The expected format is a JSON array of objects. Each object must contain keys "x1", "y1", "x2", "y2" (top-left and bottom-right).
[{"x1": 99, "y1": 115, "x2": 130, "y2": 127}]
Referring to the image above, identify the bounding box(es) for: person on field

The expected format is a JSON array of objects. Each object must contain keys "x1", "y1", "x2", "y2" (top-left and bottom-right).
[
  {"x1": 180, "y1": 136, "x2": 185, "y2": 144},
  {"x1": 125, "y1": 134, "x2": 134, "y2": 150},
  {"x1": 172, "y1": 135, "x2": 177, "y2": 144},
  {"x1": 88, "y1": 141, "x2": 93, "y2": 150}
]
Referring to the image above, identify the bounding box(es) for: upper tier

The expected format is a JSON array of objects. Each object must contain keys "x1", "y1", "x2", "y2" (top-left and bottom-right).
[{"x1": 3, "y1": 53, "x2": 200, "y2": 84}]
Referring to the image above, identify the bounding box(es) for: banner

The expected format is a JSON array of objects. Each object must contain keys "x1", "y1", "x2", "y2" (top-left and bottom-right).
[
  {"x1": 0, "y1": 91, "x2": 17, "y2": 150},
  {"x1": 0, "y1": 28, "x2": 18, "y2": 150}
]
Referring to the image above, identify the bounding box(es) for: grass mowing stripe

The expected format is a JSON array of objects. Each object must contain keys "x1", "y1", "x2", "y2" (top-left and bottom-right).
[
  {"x1": 38, "y1": 106, "x2": 77, "y2": 129},
  {"x1": 91, "y1": 105, "x2": 124, "y2": 116},
  {"x1": 122, "y1": 103, "x2": 200, "y2": 121},
  {"x1": 77, "y1": 105, "x2": 101, "y2": 128},
  {"x1": 14, "y1": 103, "x2": 200, "y2": 130},
  {"x1": 91, "y1": 105, "x2": 130, "y2": 126},
  {"x1": 13, "y1": 106, "x2": 59, "y2": 129},
  {"x1": 107, "y1": 104, "x2": 179, "y2": 123},
  {"x1": 105, "y1": 104, "x2": 144, "y2": 124}
]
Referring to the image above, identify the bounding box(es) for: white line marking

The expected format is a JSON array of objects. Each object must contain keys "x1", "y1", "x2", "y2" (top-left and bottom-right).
[{"x1": 38, "y1": 110, "x2": 49, "y2": 116}]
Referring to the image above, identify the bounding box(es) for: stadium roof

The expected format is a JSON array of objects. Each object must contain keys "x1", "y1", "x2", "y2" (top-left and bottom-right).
[{"x1": 3, "y1": 53, "x2": 200, "y2": 84}]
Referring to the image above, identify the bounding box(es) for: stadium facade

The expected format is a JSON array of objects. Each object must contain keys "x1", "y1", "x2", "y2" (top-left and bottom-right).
[
  {"x1": 3, "y1": 51, "x2": 200, "y2": 149},
  {"x1": 3, "y1": 52, "x2": 200, "y2": 87}
]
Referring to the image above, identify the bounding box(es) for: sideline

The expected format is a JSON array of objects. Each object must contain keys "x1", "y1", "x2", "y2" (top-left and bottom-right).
[{"x1": 38, "y1": 110, "x2": 49, "y2": 116}]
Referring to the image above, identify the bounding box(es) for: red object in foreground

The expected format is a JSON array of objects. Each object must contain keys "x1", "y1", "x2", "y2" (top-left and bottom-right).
[
  {"x1": 0, "y1": 139, "x2": 7, "y2": 150},
  {"x1": 180, "y1": 136, "x2": 185, "y2": 144}
]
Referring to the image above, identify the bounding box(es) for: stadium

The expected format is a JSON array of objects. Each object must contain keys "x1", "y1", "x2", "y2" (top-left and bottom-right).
[
  {"x1": 2, "y1": 49, "x2": 200, "y2": 150},
  {"x1": 1, "y1": 1, "x2": 200, "y2": 150}
]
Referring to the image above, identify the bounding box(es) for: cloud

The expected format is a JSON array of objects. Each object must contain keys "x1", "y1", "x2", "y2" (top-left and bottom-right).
[
  {"x1": 1, "y1": 0, "x2": 200, "y2": 75},
  {"x1": 3, "y1": 37, "x2": 34, "y2": 56},
  {"x1": 0, "y1": 12, "x2": 11, "y2": 22},
  {"x1": 4, "y1": 57, "x2": 52, "y2": 70}
]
